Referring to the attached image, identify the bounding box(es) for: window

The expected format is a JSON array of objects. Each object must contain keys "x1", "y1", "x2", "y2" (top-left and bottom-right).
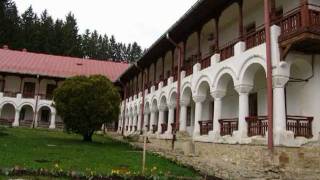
[
  {"x1": 23, "y1": 82, "x2": 36, "y2": 98},
  {"x1": 46, "y1": 84, "x2": 57, "y2": 100},
  {"x1": 0, "y1": 79, "x2": 4, "y2": 92}
]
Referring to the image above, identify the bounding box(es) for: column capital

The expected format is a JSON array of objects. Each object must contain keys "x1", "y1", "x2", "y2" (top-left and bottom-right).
[
  {"x1": 273, "y1": 75, "x2": 289, "y2": 88},
  {"x1": 167, "y1": 103, "x2": 176, "y2": 109},
  {"x1": 210, "y1": 90, "x2": 226, "y2": 99},
  {"x1": 235, "y1": 84, "x2": 253, "y2": 94},
  {"x1": 180, "y1": 99, "x2": 190, "y2": 107},
  {"x1": 158, "y1": 104, "x2": 167, "y2": 111},
  {"x1": 150, "y1": 106, "x2": 158, "y2": 113},
  {"x1": 192, "y1": 95, "x2": 206, "y2": 103}
]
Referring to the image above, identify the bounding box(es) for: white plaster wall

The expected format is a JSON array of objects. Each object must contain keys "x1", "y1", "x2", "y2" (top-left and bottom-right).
[
  {"x1": 253, "y1": 70, "x2": 267, "y2": 115},
  {"x1": 276, "y1": 0, "x2": 300, "y2": 14},
  {"x1": 4, "y1": 76, "x2": 20, "y2": 93},
  {"x1": 200, "y1": 19, "x2": 215, "y2": 58},
  {"x1": 219, "y1": 3, "x2": 239, "y2": 48},
  {"x1": 185, "y1": 32, "x2": 198, "y2": 60},
  {"x1": 164, "y1": 51, "x2": 173, "y2": 78},
  {"x1": 156, "y1": 58, "x2": 162, "y2": 81},
  {"x1": 286, "y1": 54, "x2": 320, "y2": 140},
  {"x1": 243, "y1": 0, "x2": 264, "y2": 27},
  {"x1": 221, "y1": 82, "x2": 238, "y2": 118}
]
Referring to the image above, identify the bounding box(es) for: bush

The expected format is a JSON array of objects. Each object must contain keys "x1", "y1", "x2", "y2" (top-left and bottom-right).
[{"x1": 54, "y1": 75, "x2": 120, "y2": 142}]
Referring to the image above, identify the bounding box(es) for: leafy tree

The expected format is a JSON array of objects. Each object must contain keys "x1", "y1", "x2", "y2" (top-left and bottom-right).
[{"x1": 54, "y1": 75, "x2": 120, "y2": 142}]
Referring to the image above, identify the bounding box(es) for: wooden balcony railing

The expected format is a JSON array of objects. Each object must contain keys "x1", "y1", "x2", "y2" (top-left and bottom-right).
[
  {"x1": 38, "y1": 121, "x2": 49, "y2": 128},
  {"x1": 134, "y1": 126, "x2": 137, "y2": 131},
  {"x1": 278, "y1": 4, "x2": 320, "y2": 42},
  {"x1": 286, "y1": 115, "x2": 313, "y2": 138},
  {"x1": 219, "y1": 118, "x2": 238, "y2": 136},
  {"x1": 130, "y1": 125, "x2": 132, "y2": 131},
  {"x1": 183, "y1": 64, "x2": 193, "y2": 77},
  {"x1": 145, "y1": 124, "x2": 150, "y2": 132},
  {"x1": 200, "y1": 55, "x2": 211, "y2": 70},
  {"x1": 246, "y1": 116, "x2": 268, "y2": 137},
  {"x1": 220, "y1": 39, "x2": 238, "y2": 61},
  {"x1": 245, "y1": 26, "x2": 266, "y2": 50},
  {"x1": 3, "y1": 91, "x2": 18, "y2": 98},
  {"x1": 22, "y1": 92, "x2": 35, "y2": 99},
  {"x1": 198, "y1": 120, "x2": 213, "y2": 135},
  {"x1": 55, "y1": 121, "x2": 64, "y2": 129},
  {"x1": 152, "y1": 125, "x2": 157, "y2": 133},
  {"x1": 126, "y1": 126, "x2": 128, "y2": 131},
  {"x1": 20, "y1": 119, "x2": 33, "y2": 128},
  {"x1": 0, "y1": 118, "x2": 13, "y2": 127},
  {"x1": 38, "y1": 93, "x2": 54, "y2": 100},
  {"x1": 161, "y1": 123, "x2": 167, "y2": 134},
  {"x1": 163, "y1": 78, "x2": 168, "y2": 87}
]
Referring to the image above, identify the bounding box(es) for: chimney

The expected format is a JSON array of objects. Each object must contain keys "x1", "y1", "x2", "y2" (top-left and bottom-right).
[
  {"x1": 22, "y1": 48, "x2": 27, "y2": 52},
  {"x1": 3, "y1": 45, "x2": 9, "y2": 50}
]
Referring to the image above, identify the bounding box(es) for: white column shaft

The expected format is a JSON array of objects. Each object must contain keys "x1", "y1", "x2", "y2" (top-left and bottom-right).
[
  {"x1": 213, "y1": 98, "x2": 222, "y2": 132},
  {"x1": 167, "y1": 108, "x2": 174, "y2": 134},
  {"x1": 158, "y1": 110, "x2": 164, "y2": 134},
  {"x1": 13, "y1": 110, "x2": 20, "y2": 127},
  {"x1": 273, "y1": 87, "x2": 286, "y2": 132},
  {"x1": 238, "y1": 93, "x2": 249, "y2": 136},
  {"x1": 49, "y1": 113, "x2": 56, "y2": 129},
  {"x1": 193, "y1": 102, "x2": 202, "y2": 136},
  {"x1": 179, "y1": 105, "x2": 187, "y2": 131}
]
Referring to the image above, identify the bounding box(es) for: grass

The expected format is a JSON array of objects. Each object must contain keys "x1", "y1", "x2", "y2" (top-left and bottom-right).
[{"x1": 0, "y1": 127, "x2": 200, "y2": 178}]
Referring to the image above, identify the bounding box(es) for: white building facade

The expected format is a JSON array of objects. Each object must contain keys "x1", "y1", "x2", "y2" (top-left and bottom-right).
[
  {"x1": 0, "y1": 48, "x2": 128, "y2": 129},
  {"x1": 118, "y1": 0, "x2": 320, "y2": 147}
]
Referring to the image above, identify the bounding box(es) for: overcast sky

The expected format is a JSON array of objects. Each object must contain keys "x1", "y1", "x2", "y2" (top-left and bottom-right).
[{"x1": 14, "y1": 0, "x2": 198, "y2": 49}]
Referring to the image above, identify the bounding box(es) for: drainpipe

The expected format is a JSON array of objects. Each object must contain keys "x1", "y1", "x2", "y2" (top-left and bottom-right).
[
  {"x1": 118, "y1": 80, "x2": 127, "y2": 136},
  {"x1": 264, "y1": 0, "x2": 274, "y2": 150},
  {"x1": 166, "y1": 33, "x2": 182, "y2": 149}
]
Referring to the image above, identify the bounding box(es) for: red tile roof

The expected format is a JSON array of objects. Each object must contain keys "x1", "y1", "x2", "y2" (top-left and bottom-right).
[{"x1": 0, "y1": 48, "x2": 129, "y2": 82}]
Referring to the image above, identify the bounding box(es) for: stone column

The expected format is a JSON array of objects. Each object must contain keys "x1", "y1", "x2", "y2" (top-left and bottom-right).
[
  {"x1": 157, "y1": 105, "x2": 166, "y2": 134},
  {"x1": 143, "y1": 111, "x2": 149, "y2": 132},
  {"x1": 166, "y1": 103, "x2": 176, "y2": 135},
  {"x1": 235, "y1": 85, "x2": 253, "y2": 139},
  {"x1": 192, "y1": 95, "x2": 206, "y2": 137},
  {"x1": 13, "y1": 109, "x2": 20, "y2": 127},
  {"x1": 132, "y1": 114, "x2": 137, "y2": 132},
  {"x1": 210, "y1": 90, "x2": 226, "y2": 139},
  {"x1": 149, "y1": 108, "x2": 156, "y2": 133},
  {"x1": 179, "y1": 100, "x2": 189, "y2": 132},
  {"x1": 137, "y1": 112, "x2": 142, "y2": 132},
  {"x1": 273, "y1": 76, "x2": 290, "y2": 145},
  {"x1": 49, "y1": 112, "x2": 56, "y2": 129}
]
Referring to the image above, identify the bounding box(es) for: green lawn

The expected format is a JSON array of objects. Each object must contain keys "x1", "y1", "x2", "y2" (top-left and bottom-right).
[{"x1": 0, "y1": 127, "x2": 200, "y2": 178}]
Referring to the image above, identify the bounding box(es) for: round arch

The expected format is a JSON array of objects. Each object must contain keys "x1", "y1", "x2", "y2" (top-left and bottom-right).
[
  {"x1": 194, "y1": 75, "x2": 212, "y2": 96},
  {"x1": 239, "y1": 56, "x2": 267, "y2": 85}
]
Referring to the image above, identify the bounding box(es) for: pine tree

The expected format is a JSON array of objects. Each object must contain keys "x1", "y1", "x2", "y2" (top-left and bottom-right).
[
  {"x1": 0, "y1": 0, "x2": 20, "y2": 48},
  {"x1": 38, "y1": 10, "x2": 54, "y2": 53}
]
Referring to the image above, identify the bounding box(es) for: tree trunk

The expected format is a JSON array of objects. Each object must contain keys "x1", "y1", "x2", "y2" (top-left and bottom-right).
[{"x1": 83, "y1": 131, "x2": 94, "y2": 142}]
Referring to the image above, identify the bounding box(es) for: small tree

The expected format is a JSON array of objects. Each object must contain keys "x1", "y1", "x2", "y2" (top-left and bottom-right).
[{"x1": 54, "y1": 75, "x2": 120, "y2": 142}]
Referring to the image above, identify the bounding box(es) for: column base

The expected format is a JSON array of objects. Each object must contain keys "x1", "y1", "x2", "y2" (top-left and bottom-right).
[
  {"x1": 232, "y1": 130, "x2": 252, "y2": 144},
  {"x1": 271, "y1": 129, "x2": 304, "y2": 147},
  {"x1": 49, "y1": 125, "x2": 55, "y2": 129},
  {"x1": 209, "y1": 131, "x2": 222, "y2": 143},
  {"x1": 12, "y1": 122, "x2": 19, "y2": 127}
]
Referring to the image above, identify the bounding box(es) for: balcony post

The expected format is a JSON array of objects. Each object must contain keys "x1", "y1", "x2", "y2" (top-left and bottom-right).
[
  {"x1": 235, "y1": 85, "x2": 253, "y2": 140},
  {"x1": 192, "y1": 95, "x2": 206, "y2": 137},
  {"x1": 49, "y1": 112, "x2": 56, "y2": 129},
  {"x1": 300, "y1": 0, "x2": 310, "y2": 28},
  {"x1": 13, "y1": 109, "x2": 20, "y2": 127},
  {"x1": 273, "y1": 75, "x2": 290, "y2": 145},
  {"x1": 210, "y1": 90, "x2": 226, "y2": 140},
  {"x1": 179, "y1": 100, "x2": 189, "y2": 132}
]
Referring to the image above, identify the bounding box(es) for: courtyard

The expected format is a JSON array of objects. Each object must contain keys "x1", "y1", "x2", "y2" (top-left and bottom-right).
[{"x1": 0, "y1": 127, "x2": 200, "y2": 179}]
